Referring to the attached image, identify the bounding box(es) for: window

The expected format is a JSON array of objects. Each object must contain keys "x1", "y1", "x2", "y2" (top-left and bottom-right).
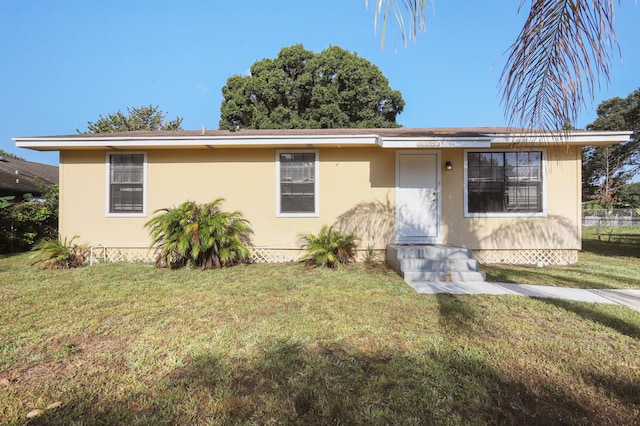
[
  {"x1": 466, "y1": 151, "x2": 543, "y2": 214},
  {"x1": 107, "y1": 153, "x2": 146, "y2": 215},
  {"x1": 277, "y1": 151, "x2": 318, "y2": 216}
]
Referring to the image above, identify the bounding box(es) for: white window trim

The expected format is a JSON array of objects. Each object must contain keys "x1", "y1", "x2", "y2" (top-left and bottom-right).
[
  {"x1": 276, "y1": 149, "x2": 319, "y2": 218},
  {"x1": 463, "y1": 148, "x2": 547, "y2": 218},
  {"x1": 105, "y1": 151, "x2": 148, "y2": 218}
]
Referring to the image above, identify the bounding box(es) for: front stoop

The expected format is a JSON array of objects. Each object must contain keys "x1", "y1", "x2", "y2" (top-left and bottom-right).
[{"x1": 386, "y1": 244, "x2": 486, "y2": 283}]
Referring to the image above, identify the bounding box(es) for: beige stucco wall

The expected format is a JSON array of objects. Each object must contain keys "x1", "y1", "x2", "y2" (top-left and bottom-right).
[
  {"x1": 440, "y1": 146, "x2": 582, "y2": 250},
  {"x1": 59, "y1": 148, "x2": 397, "y2": 250},
  {"x1": 59, "y1": 145, "x2": 581, "y2": 251}
]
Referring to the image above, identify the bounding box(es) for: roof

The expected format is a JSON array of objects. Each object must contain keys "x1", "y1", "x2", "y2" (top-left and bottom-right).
[
  {"x1": 0, "y1": 156, "x2": 59, "y2": 195},
  {"x1": 13, "y1": 127, "x2": 632, "y2": 151},
  {"x1": 18, "y1": 127, "x2": 519, "y2": 139}
]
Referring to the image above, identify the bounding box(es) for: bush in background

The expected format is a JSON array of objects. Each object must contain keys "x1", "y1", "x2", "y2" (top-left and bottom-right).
[{"x1": 0, "y1": 185, "x2": 58, "y2": 253}]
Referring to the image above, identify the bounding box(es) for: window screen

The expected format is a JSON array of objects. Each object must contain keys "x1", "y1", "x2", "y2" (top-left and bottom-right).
[
  {"x1": 279, "y1": 152, "x2": 315, "y2": 214},
  {"x1": 467, "y1": 151, "x2": 542, "y2": 213},
  {"x1": 109, "y1": 154, "x2": 144, "y2": 214}
]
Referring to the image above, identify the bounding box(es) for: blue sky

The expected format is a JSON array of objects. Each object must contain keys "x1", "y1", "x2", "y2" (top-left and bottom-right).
[{"x1": 1, "y1": 1, "x2": 639, "y2": 166}]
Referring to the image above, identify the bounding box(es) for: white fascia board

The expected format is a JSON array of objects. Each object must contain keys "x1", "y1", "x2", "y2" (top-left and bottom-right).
[
  {"x1": 490, "y1": 131, "x2": 632, "y2": 145},
  {"x1": 13, "y1": 134, "x2": 381, "y2": 150},
  {"x1": 379, "y1": 137, "x2": 492, "y2": 148}
]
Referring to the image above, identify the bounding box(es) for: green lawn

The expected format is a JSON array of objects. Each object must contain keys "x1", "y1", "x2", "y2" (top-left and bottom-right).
[
  {"x1": 483, "y1": 227, "x2": 640, "y2": 289},
  {"x1": 1, "y1": 238, "x2": 640, "y2": 424}
]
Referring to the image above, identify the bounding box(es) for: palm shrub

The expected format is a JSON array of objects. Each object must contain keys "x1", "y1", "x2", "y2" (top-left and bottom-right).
[
  {"x1": 145, "y1": 199, "x2": 253, "y2": 270},
  {"x1": 299, "y1": 225, "x2": 359, "y2": 268},
  {"x1": 31, "y1": 235, "x2": 87, "y2": 269}
]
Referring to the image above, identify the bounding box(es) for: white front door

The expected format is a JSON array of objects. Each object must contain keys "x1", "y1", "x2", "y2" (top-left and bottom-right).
[{"x1": 396, "y1": 152, "x2": 440, "y2": 243}]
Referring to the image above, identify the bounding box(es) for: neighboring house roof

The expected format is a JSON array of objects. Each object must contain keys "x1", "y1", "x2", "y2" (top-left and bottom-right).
[
  {"x1": 13, "y1": 127, "x2": 632, "y2": 151},
  {"x1": 0, "y1": 156, "x2": 59, "y2": 197}
]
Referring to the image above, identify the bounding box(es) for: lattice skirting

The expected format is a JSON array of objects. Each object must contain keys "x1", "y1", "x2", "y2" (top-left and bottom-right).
[
  {"x1": 252, "y1": 248, "x2": 303, "y2": 263},
  {"x1": 252, "y1": 248, "x2": 385, "y2": 263},
  {"x1": 473, "y1": 249, "x2": 578, "y2": 265},
  {"x1": 89, "y1": 246, "x2": 158, "y2": 264},
  {"x1": 90, "y1": 246, "x2": 577, "y2": 266},
  {"x1": 88, "y1": 246, "x2": 384, "y2": 264},
  {"x1": 89, "y1": 246, "x2": 305, "y2": 264}
]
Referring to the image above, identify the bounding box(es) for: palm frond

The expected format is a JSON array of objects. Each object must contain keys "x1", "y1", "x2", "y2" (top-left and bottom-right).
[
  {"x1": 500, "y1": 0, "x2": 619, "y2": 130},
  {"x1": 367, "y1": 1, "x2": 620, "y2": 133},
  {"x1": 367, "y1": 0, "x2": 429, "y2": 47}
]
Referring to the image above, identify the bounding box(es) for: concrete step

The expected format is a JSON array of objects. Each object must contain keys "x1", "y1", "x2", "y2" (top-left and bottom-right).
[
  {"x1": 399, "y1": 258, "x2": 480, "y2": 272},
  {"x1": 403, "y1": 270, "x2": 487, "y2": 283},
  {"x1": 386, "y1": 243, "x2": 486, "y2": 283},
  {"x1": 387, "y1": 244, "x2": 473, "y2": 260}
]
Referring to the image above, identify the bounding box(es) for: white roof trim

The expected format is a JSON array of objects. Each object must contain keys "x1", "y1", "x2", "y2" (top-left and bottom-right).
[
  {"x1": 490, "y1": 131, "x2": 632, "y2": 145},
  {"x1": 379, "y1": 136, "x2": 492, "y2": 148},
  {"x1": 13, "y1": 130, "x2": 632, "y2": 151},
  {"x1": 14, "y1": 134, "x2": 381, "y2": 150}
]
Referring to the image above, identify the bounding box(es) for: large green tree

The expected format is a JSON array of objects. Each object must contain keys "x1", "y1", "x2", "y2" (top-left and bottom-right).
[
  {"x1": 82, "y1": 105, "x2": 183, "y2": 133},
  {"x1": 583, "y1": 88, "x2": 639, "y2": 205},
  {"x1": 219, "y1": 44, "x2": 405, "y2": 129},
  {"x1": 368, "y1": 1, "x2": 620, "y2": 132}
]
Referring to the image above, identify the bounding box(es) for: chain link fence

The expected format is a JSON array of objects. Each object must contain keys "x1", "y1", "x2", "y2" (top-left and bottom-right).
[{"x1": 582, "y1": 208, "x2": 640, "y2": 241}]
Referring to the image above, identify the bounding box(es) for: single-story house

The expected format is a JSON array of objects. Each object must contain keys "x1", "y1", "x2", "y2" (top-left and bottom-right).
[
  {"x1": 14, "y1": 127, "x2": 630, "y2": 274},
  {"x1": 0, "y1": 155, "x2": 58, "y2": 200}
]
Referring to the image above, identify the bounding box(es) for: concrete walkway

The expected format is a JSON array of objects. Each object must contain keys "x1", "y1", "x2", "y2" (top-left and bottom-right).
[{"x1": 409, "y1": 281, "x2": 640, "y2": 312}]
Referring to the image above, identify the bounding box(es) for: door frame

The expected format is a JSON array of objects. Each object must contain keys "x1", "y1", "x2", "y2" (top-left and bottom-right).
[{"x1": 395, "y1": 150, "x2": 442, "y2": 244}]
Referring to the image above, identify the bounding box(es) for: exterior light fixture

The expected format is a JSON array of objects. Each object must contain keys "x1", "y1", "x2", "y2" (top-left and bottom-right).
[{"x1": 445, "y1": 161, "x2": 453, "y2": 170}]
